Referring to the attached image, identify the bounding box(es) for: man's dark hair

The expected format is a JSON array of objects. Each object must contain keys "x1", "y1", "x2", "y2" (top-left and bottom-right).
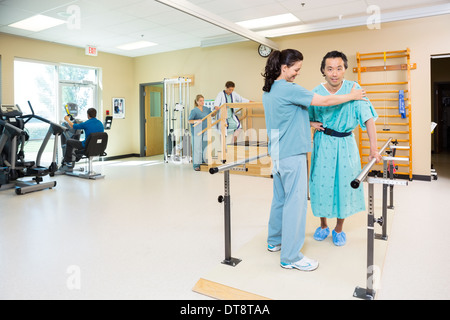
[
  {"x1": 87, "y1": 108, "x2": 97, "y2": 118},
  {"x1": 225, "y1": 81, "x2": 235, "y2": 88},
  {"x1": 320, "y1": 50, "x2": 348, "y2": 76}
]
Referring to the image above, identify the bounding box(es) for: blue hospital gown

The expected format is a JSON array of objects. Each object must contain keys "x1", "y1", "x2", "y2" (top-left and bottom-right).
[{"x1": 308, "y1": 80, "x2": 378, "y2": 219}]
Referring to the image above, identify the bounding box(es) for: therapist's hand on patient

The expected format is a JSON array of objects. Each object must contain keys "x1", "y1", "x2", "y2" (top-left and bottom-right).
[
  {"x1": 350, "y1": 83, "x2": 367, "y2": 101},
  {"x1": 310, "y1": 121, "x2": 324, "y2": 131}
]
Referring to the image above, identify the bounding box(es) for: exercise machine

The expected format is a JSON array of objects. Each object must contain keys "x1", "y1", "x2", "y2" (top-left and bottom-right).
[
  {"x1": 57, "y1": 103, "x2": 108, "y2": 179},
  {"x1": 21, "y1": 101, "x2": 67, "y2": 176},
  {"x1": 0, "y1": 103, "x2": 60, "y2": 195},
  {"x1": 163, "y1": 77, "x2": 191, "y2": 163}
]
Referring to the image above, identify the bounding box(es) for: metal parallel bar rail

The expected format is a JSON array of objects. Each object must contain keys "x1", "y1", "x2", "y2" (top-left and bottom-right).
[
  {"x1": 210, "y1": 153, "x2": 269, "y2": 266},
  {"x1": 351, "y1": 138, "x2": 409, "y2": 300},
  {"x1": 351, "y1": 138, "x2": 392, "y2": 189}
]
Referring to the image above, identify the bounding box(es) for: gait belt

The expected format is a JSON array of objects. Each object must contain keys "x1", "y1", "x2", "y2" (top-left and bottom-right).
[{"x1": 322, "y1": 127, "x2": 352, "y2": 138}]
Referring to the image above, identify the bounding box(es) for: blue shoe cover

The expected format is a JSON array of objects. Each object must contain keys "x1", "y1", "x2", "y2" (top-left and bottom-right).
[
  {"x1": 332, "y1": 229, "x2": 346, "y2": 246},
  {"x1": 313, "y1": 227, "x2": 330, "y2": 241}
]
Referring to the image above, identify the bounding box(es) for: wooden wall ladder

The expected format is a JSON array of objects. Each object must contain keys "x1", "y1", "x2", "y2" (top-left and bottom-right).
[{"x1": 354, "y1": 48, "x2": 416, "y2": 180}]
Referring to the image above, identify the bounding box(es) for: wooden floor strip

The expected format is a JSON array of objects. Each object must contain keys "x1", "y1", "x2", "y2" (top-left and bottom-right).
[{"x1": 192, "y1": 278, "x2": 271, "y2": 300}]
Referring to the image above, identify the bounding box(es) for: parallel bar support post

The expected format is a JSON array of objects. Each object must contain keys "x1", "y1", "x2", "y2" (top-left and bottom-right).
[
  {"x1": 388, "y1": 147, "x2": 397, "y2": 209},
  {"x1": 211, "y1": 153, "x2": 269, "y2": 267},
  {"x1": 354, "y1": 182, "x2": 376, "y2": 300},
  {"x1": 380, "y1": 159, "x2": 389, "y2": 240},
  {"x1": 221, "y1": 169, "x2": 241, "y2": 267}
]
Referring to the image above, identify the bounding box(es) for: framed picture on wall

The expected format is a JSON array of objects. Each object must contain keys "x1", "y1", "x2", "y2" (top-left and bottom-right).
[{"x1": 113, "y1": 97, "x2": 125, "y2": 119}]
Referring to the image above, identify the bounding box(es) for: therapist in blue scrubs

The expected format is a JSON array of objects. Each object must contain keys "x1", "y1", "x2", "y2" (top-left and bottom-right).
[
  {"x1": 189, "y1": 95, "x2": 213, "y2": 171},
  {"x1": 262, "y1": 49, "x2": 366, "y2": 271}
]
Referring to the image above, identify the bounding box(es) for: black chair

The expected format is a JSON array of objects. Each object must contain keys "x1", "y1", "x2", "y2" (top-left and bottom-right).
[{"x1": 67, "y1": 132, "x2": 108, "y2": 179}]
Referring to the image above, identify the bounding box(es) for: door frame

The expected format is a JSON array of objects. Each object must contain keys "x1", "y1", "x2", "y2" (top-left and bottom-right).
[
  {"x1": 139, "y1": 81, "x2": 164, "y2": 157},
  {"x1": 432, "y1": 81, "x2": 450, "y2": 153}
]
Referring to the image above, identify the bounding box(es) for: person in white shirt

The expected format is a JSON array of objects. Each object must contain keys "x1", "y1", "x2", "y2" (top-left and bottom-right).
[{"x1": 214, "y1": 81, "x2": 249, "y2": 144}]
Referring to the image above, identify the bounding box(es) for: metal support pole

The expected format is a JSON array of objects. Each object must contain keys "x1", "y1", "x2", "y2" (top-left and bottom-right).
[
  {"x1": 354, "y1": 182, "x2": 376, "y2": 300},
  {"x1": 211, "y1": 152, "x2": 268, "y2": 267},
  {"x1": 388, "y1": 147, "x2": 397, "y2": 209},
  {"x1": 377, "y1": 159, "x2": 389, "y2": 240},
  {"x1": 221, "y1": 170, "x2": 241, "y2": 267}
]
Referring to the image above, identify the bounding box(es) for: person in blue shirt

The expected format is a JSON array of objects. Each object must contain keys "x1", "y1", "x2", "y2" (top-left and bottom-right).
[
  {"x1": 188, "y1": 95, "x2": 214, "y2": 171},
  {"x1": 62, "y1": 107, "x2": 104, "y2": 168},
  {"x1": 262, "y1": 49, "x2": 366, "y2": 271}
]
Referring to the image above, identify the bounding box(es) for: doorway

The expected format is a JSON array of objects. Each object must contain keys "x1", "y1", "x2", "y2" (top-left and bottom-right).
[
  {"x1": 431, "y1": 56, "x2": 450, "y2": 154},
  {"x1": 140, "y1": 82, "x2": 164, "y2": 157}
]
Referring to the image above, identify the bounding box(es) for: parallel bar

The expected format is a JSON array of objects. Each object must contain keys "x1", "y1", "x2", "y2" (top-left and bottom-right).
[
  {"x1": 210, "y1": 153, "x2": 268, "y2": 174},
  {"x1": 211, "y1": 153, "x2": 269, "y2": 267},
  {"x1": 351, "y1": 138, "x2": 392, "y2": 189}
]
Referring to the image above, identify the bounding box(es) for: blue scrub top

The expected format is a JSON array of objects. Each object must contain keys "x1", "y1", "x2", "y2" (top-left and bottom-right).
[
  {"x1": 262, "y1": 79, "x2": 314, "y2": 161},
  {"x1": 73, "y1": 117, "x2": 105, "y2": 147},
  {"x1": 189, "y1": 106, "x2": 212, "y2": 133}
]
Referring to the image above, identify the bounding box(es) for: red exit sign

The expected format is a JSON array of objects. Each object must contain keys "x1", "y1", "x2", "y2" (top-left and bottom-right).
[{"x1": 85, "y1": 45, "x2": 97, "y2": 56}]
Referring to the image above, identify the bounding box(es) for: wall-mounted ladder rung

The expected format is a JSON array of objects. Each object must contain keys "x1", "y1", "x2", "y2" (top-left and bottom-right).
[
  {"x1": 375, "y1": 123, "x2": 409, "y2": 126},
  {"x1": 356, "y1": 48, "x2": 414, "y2": 180},
  {"x1": 374, "y1": 107, "x2": 409, "y2": 110},
  {"x1": 360, "y1": 82, "x2": 409, "y2": 86},
  {"x1": 361, "y1": 138, "x2": 409, "y2": 143}
]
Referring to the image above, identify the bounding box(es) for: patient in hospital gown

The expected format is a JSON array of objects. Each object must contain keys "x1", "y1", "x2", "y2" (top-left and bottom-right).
[{"x1": 309, "y1": 51, "x2": 381, "y2": 246}]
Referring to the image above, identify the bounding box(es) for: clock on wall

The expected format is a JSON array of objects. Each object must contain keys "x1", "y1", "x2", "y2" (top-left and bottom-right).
[{"x1": 258, "y1": 44, "x2": 272, "y2": 58}]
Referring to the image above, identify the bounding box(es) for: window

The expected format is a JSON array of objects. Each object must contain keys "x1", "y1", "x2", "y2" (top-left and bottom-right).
[
  {"x1": 59, "y1": 65, "x2": 98, "y2": 121},
  {"x1": 13, "y1": 59, "x2": 100, "y2": 165}
]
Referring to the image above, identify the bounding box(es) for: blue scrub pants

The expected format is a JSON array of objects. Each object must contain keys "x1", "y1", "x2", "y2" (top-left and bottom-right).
[
  {"x1": 192, "y1": 128, "x2": 207, "y2": 169},
  {"x1": 267, "y1": 154, "x2": 308, "y2": 264}
]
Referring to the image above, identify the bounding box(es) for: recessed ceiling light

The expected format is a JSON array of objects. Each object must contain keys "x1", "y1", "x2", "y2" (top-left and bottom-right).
[
  {"x1": 116, "y1": 41, "x2": 158, "y2": 50},
  {"x1": 9, "y1": 14, "x2": 66, "y2": 32},
  {"x1": 237, "y1": 13, "x2": 300, "y2": 30}
]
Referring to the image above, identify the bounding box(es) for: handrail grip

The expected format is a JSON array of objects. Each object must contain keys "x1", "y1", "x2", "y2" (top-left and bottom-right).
[
  {"x1": 351, "y1": 138, "x2": 392, "y2": 189},
  {"x1": 209, "y1": 153, "x2": 268, "y2": 174}
]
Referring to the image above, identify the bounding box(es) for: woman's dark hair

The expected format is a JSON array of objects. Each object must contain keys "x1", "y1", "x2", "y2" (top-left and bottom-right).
[
  {"x1": 320, "y1": 50, "x2": 348, "y2": 76},
  {"x1": 262, "y1": 49, "x2": 304, "y2": 92}
]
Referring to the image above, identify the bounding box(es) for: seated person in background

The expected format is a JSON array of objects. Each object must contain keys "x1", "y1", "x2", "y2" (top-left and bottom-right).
[{"x1": 61, "y1": 107, "x2": 104, "y2": 169}]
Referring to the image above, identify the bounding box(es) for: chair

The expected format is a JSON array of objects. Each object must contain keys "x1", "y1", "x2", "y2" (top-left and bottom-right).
[{"x1": 67, "y1": 132, "x2": 108, "y2": 180}]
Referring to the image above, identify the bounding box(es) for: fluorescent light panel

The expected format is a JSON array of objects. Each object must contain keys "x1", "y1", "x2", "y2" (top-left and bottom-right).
[
  {"x1": 9, "y1": 14, "x2": 66, "y2": 32},
  {"x1": 237, "y1": 13, "x2": 300, "y2": 30},
  {"x1": 116, "y1": 41, "x2": 157, "y2": 50}
]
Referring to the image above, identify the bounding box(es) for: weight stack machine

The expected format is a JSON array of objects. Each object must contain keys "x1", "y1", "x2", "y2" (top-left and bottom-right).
[{"x1": 163, "y1": 77, "x2": 192, "y2": 163}]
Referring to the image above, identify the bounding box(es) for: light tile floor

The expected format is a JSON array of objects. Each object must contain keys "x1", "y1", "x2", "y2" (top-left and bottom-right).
[{"x1": 0, "y1": 152, "x2": 449, "y2": 300}]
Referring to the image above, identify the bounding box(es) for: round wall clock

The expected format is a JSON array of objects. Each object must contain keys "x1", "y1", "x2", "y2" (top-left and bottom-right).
[{"x1": 258, "y1": 44, "x2": 272, "y2": 58}]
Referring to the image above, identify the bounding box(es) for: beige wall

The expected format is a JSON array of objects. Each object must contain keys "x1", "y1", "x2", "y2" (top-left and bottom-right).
[
  {"x1": 135, "y1": 14, "x2": 450, "y2": 177},
  {"x1": 0, "y1": 33, "x2": 136, "y2": 157},
  {"x1": 2, "y1": 14, "x2": 450, "y2": 176}
]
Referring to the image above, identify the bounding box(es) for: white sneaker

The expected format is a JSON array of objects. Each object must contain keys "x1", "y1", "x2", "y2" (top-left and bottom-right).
[
  {"x1": 267, "y1": 244, "x2": 281, "y2": 252},
  {"x1": 280, "y1": 256, "x2": 319, "y2": 271}
]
